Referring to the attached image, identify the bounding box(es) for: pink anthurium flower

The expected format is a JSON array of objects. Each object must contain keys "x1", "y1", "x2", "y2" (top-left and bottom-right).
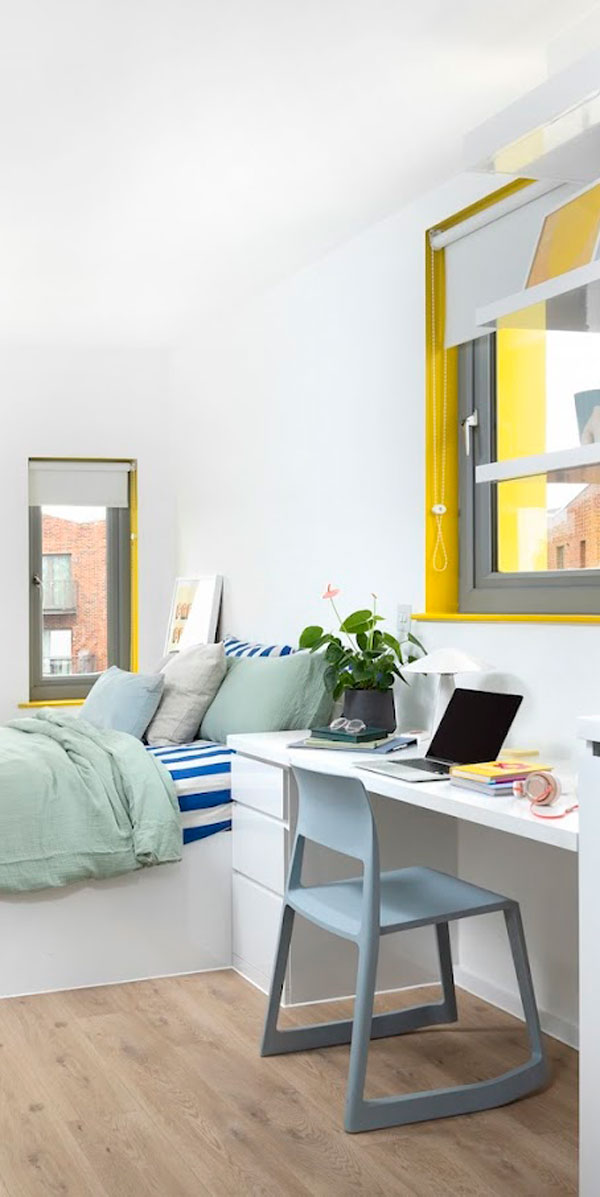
[{"x1": 299, "y1": 585, "x2": 426, "y2": 704}]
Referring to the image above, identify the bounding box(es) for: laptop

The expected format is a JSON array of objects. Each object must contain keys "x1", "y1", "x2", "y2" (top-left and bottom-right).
[{"x1": 359, "y1": 688, "x2": 523, "y2": 783}]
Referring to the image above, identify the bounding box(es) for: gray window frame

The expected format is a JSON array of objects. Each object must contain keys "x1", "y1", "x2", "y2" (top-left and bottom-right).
[
  {"x1": 459, "y1": 334, "x2": 600, "y2": 614},
  {"x1": 29, "y1": 505, "x2": 131, "y2": 701}
]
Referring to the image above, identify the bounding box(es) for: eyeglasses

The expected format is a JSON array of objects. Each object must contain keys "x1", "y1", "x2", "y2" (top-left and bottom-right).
[{"x1": 329, "y1": 717, "x2": 367, "y2": 734}]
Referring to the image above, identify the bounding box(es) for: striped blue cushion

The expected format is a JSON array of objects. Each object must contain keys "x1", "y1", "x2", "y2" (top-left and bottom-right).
[
  {"x1": 148, "y1": 740, "x2": 233, "y2": 844},
  {"x1": 223, "y1": 635, "x2": 295, "y2": 659}
]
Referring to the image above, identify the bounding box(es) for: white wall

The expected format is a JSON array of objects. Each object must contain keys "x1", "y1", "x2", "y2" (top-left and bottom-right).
[
  {"x1": 171, "y1": 168, "x2": 585, "y2": 1041},
  {"x1": 0, "y1": 344, "x2": 176, "y2": 721},
  {"x1": 172, "y1": 168, "x2": 600, "y2": 759},
  {"x1": 171, "y1": 173, "x2": 485, "y2": 643}
]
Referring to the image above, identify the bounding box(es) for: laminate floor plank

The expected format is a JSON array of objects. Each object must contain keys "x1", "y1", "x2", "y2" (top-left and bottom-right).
[{"x1": 0, "y1": 970, "x2": 577, "y2": 1196}]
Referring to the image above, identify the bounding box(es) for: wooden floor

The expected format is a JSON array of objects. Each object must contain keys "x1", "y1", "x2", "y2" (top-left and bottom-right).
[{"x1": 0, "y1": 970, "x2": 577, "y2": 1196}]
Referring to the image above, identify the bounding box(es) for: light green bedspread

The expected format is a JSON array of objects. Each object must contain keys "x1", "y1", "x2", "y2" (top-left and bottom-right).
[{"x1": 0, "y1": 712, "x2": 182, "y2": 893}]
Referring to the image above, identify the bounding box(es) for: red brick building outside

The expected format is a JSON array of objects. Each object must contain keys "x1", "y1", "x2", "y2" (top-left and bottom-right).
[
  {"x1": 548, "y1": 485, "x2": 600, "y2": 571},
  {"x1": 42, "y1": 513, "x2": 107, "y2": 675}
]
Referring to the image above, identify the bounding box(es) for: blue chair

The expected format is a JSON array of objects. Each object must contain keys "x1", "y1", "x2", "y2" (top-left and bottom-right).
[{"x1": 261, "y1": 766, "x2": 548, "y2": 1133}]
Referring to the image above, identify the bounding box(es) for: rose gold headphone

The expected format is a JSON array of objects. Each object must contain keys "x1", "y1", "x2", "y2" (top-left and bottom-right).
[{"x1": 513, "y1": 772, "x2": 578, "y2": 819}]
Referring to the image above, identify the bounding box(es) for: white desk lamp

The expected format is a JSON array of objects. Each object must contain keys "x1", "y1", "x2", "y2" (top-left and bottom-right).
[{"x1": 403, "y1": 647, "x2": 491, "y2": 732}]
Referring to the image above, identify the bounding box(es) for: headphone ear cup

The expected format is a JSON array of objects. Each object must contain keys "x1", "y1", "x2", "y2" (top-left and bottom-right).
[{"x1": 524, "y1": 771, "x2": 560, "y2": 804}]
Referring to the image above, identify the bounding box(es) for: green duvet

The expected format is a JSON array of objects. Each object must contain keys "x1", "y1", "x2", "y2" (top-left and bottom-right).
[{"x1": 0, "y1": 712, "x2": 182, "y2": 893}]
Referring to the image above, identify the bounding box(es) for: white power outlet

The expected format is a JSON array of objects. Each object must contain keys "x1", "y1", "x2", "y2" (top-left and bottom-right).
[{"x1": 396, "y1": 604, "x2": 412, "y2": 644}]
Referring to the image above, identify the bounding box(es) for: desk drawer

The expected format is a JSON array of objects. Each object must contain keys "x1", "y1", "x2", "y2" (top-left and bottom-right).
[
  {"x1": 231, "y1": 754, "x2": 287, "y2": 820},
  {"x1": 232, "y1": 804, "x2": 287, "y2": 894},
  {"x1": 232, "y1": 872, "x2": 283, "y2": 992}
]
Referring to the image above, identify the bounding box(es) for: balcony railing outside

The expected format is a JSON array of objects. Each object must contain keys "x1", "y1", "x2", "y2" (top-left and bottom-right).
[{"x1": 43, "y1": 578, "x2": 77, "y2": 612}]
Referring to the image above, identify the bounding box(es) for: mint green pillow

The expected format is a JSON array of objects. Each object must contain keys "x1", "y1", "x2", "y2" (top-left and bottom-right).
[
  {"x1": 200, "y1": 653, "x2": 332, "y2": 743},
  {"x1": 81, "y1": 666, "x2": 165, "y2": 739}
]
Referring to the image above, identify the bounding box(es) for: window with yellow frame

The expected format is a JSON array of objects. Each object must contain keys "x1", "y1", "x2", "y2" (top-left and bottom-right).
[
  {"x1": 27, "y1": 459, "x2": 136, "y2": 703},
  {"x1": 422, "y1": 180, "x2": 600, "y2": 622}
]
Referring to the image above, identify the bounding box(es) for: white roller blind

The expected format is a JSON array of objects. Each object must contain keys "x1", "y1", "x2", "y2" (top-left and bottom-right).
[
  {"x1": 28, "y1": 460, "x2": 132, "y2": 508},
  {"x1": 443, "y1": 182, "x2": 577, "y2": 348}
]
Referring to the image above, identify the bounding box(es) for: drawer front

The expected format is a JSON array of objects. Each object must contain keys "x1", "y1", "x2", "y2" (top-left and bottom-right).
[
  {"x1": 232, "y1": 804, "x2": 287, "y2": 894},
  {"x1": 232, "y1": 872, "x2": 283, "y2": 991},
  {"x1": 231, "y1": 754, "x2": 287, "y2": 820}
]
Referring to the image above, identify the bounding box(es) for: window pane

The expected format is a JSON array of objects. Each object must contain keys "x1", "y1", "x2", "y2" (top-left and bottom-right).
[
  {"x1": 496, "y1": 326, "x2": 600, "y2": 462},
  {"x1": 495, "y1": 468, "x2": 600, "y2": 573},
  {"x1": 494, "y1": 326, "x2": 600, "y2": 574},
  {"x1": 41, "y1": 506, "x2": 108, "y2": 676}
]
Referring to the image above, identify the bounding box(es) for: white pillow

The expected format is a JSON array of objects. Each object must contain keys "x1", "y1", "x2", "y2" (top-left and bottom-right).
[{"x1": 145, "y1": 642, "x2": 226, "y2": 746}]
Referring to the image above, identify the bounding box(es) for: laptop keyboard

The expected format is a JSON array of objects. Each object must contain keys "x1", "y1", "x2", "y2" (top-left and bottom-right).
[{"x1": 409, "y1": 759, "x2": 451, "y2": 774}]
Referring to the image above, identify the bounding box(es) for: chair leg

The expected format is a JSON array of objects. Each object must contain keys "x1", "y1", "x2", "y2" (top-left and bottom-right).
[
  {"x1": 436, "y1": 922, "x2": 457, "y2": 1024},
  {"x1": 344, "y1": 922, "x2": 457, "y2": 1131},
  {"x1": 344, "y1": 937, "x2": 379, "y2": 1132},
  {"x1": 262, "y1": 920, "x2": 459, "y2": 1062},
  {"x1": 344, "y1": 903, "x2": 549, "y2": 1133},
  {"x1": 262, "y1": 907, "x2": 547, "y2": 1134},
  {"x1": 260, "y1": 903, "x2": 295, "y2": 1057},
  {"x1": 504, "y1": 903, "x2": 549, "y2": 1081}
]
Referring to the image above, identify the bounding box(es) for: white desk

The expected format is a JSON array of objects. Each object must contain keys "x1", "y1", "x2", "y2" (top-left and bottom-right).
[
  {"x1": 228, "y1": 731, "x2": 577, "y2": 1000},
  {"x1": 231, "y1": 730, "x2": 578, "y2": 851},
  {"x1": 229, "y1": 730, "x2": 583, "y2": 1184}
]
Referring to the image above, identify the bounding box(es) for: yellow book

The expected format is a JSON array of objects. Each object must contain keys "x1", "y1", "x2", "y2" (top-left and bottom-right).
[
  {"x1": 498, "y1": 748, "x2": 540, "y2": 760},
  {"x1": 450, "y1": 760, "x2": 552, "y2": 782}
]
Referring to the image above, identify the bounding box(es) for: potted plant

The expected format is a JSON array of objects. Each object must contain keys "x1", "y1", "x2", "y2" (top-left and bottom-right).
[{"x1": 299, "y1": 585, "x2": 423, "y2": 733}]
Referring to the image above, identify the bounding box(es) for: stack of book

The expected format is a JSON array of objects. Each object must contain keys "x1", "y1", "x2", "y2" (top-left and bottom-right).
[
  {"x1": 291, "y1": 727, "x2": 417, "y2": 753},
  {"x1": 449, "y1": 760, "x2": 553, "y2": 795}
]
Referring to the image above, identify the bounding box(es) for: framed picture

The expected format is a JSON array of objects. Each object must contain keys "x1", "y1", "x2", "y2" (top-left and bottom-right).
[{"x1": 164, "y1": 575, "x2": 222, "y2": 654}]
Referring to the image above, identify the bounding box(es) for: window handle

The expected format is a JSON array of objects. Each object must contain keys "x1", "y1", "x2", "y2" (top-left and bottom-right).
[
  {"x1": 32, "y1": 574, "x2": 43, "y2": 588},
  {"x1": 461, "y1": 410, "x2": 478, "y2": 457}
]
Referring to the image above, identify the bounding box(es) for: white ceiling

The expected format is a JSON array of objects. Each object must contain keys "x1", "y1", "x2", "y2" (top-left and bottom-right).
[{"x1": 1, "y1": 0, "x2": 598, "y2": 341}]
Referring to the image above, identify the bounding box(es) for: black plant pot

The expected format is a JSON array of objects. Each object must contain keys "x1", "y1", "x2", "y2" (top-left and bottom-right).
[{"x1": 342, "y1": 688, "x2": 397, "y2": 734}]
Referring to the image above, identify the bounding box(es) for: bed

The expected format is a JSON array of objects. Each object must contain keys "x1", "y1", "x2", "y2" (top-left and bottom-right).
[
  {"x1": 0, "y1": 635, "x2": 297, "y2": 998},
  {"x1": 147, "y1": 740, "x2": 233, "y2": 844},
  {"x1": 0, "y1": 723, "x2": 235, "y2": 999}
]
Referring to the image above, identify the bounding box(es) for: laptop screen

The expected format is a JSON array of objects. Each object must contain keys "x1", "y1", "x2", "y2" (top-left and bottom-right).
[{"x1": 427, "y1": 688, "x2": 523, "y2": 765}]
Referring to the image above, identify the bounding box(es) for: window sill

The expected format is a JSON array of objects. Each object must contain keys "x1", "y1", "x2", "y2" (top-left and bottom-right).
[
  {"x1": 18, "y1": 700, "x2": 85, "y2": 709},
  {"x1": 414, "y1": 612, "x2": 600, "y2": 625}
]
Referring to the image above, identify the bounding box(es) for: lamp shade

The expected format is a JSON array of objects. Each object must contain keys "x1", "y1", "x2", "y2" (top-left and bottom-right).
[{"x1": 403, "y1": 647, "x2": 491, "y2": 676}]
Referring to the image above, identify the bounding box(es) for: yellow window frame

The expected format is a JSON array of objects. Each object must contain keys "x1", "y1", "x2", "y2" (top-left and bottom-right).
[{"x1": 416, "y1": 179, "x2": 600, "y2": 625}]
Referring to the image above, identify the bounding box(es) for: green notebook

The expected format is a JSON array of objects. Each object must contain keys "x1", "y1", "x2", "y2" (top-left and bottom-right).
[{"x1": 310, "y1": 726, "x2": 388, "y2": 744}]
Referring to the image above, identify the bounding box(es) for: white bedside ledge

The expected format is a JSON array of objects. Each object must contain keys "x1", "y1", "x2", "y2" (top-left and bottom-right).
[{"x1": 227, "y1": 731, "x2": 578, "y2": 853}]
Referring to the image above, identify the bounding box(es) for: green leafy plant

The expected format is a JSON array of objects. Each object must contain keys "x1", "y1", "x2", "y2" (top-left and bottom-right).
[{"x1": 299, "y1": 584, "x2": 424, "y2": 701}]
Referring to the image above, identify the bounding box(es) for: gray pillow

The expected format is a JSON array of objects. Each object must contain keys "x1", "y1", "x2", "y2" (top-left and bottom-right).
[
  {"x1": 81, "y1": 666, "x2": 165, "y2": 739},
  {"x1": 200, "y1": 652, "x2": 333, "y2": 743},
  {"x1": 145, "y1": 642, "x2": 226, "y2": 747}
]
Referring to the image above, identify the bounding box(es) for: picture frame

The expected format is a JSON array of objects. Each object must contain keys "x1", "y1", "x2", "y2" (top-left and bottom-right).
[{"x1": 164, "y1": 575, "x2": 222, "y2": 654}]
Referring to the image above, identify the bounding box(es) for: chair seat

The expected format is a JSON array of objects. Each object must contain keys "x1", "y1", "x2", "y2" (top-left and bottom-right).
[{"x1": 289, "y1": 865, "x2": 509, "y2": 940}]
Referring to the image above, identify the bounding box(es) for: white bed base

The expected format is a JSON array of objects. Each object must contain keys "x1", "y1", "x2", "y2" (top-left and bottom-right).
[{"x1": 0, "y1": 831, "x2": 232, "y2": 999}]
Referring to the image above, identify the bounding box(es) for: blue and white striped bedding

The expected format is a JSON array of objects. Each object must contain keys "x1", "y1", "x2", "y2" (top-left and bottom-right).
[
  {"x1": 147, "y1": 636, "x2": 296, "y2": 844},
  {"x1": 147, "y1": 741, "x2": 233, "y2": 845},
  {"x1": 223, "y1": 635, "x2": 295, "y2": 659}
]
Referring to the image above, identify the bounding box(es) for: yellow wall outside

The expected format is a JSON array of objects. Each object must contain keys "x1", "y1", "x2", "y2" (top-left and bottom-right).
[
  {"x1": 496, "y1": 313, "x2": 547, "y2": 573},
  {"x1": 528, "y1": 182, "x2": 600, "y2": 287}
]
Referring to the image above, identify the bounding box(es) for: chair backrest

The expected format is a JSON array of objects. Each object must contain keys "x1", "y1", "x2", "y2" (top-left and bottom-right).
[{"x1": 292, "y1": 766, "x2": 377, "y2": 863}]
